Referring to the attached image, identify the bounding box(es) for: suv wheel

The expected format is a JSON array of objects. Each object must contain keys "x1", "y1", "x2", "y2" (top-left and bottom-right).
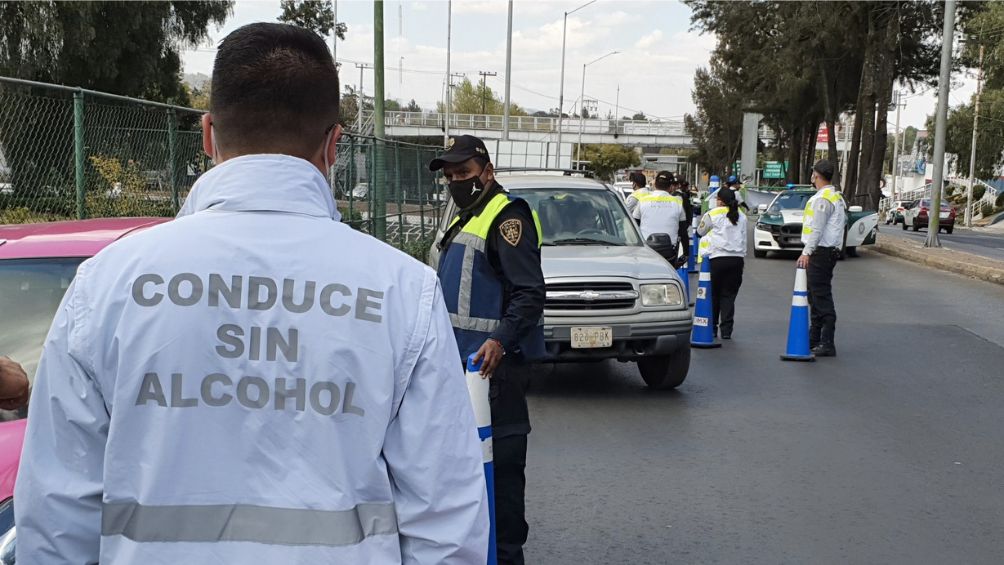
[
  {"x1": 754, "y1": 249, "x2": 768, "y2": 258},
  {"x1": 638, "y1": 345, "x2": 691, "y2": 390}
]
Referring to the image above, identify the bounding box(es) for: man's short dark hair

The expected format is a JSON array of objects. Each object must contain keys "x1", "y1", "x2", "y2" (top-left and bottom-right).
[
  {"x1": 211, "y1": 23, "x2": 339, "y2": 158},
  {"x1": 813, "y1": 159, "x2": 835, "y2": 182},
  {"x1": 630, "y1": 172, "x2": 647, "y2": 187}
]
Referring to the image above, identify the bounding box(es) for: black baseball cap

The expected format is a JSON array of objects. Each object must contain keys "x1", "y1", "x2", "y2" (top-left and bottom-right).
[{"x1": 429, "y1": 135, "x2": 491, "y2": 171}]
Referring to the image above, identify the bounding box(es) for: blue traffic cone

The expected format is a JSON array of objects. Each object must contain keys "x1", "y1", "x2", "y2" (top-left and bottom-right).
[
  {"x1": 780, "y1": 268, "x2": 816, "y2": 362},
  {"x1": 688, "y1": 232, "x2": 700, "y2": 274},
  {"x1": 690, "y1": 257, "x2": 721, "y2": 348},
  {"x1": 676, "y1": 265, "x2": 690, "y2": 304},
  {"x1": 466, "y1": 354, "x2": 498, "y2": 564}
]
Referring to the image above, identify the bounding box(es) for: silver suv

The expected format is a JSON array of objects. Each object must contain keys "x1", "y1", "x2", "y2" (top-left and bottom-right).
[{"x1": 430, "y1": 172, "x2": 692, "y2": 389}]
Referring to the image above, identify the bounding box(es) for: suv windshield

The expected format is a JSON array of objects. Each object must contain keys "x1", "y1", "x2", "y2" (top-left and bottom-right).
[
  {"x1": 0, "y1": 258, "x2": 83, "y2": 390},
  {"x1": 772, "y1": 192, "x2": 813, "y2": 211},
  {"x1": 512, "y1": 188, "x2": 644, "y2": 246}
]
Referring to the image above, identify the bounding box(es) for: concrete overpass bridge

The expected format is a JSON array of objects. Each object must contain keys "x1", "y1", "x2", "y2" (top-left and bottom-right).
[{"x1": 365, "y1": 110, "x2": 694, "y2": 148}]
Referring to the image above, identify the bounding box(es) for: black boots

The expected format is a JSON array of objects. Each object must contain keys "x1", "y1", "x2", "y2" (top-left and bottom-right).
[
  {"x1": 812, "y1": 325, "x2": 836, "y2": 357},
  {"x1": 811, "y1": 343, "x2": 836, "y2": 357}
]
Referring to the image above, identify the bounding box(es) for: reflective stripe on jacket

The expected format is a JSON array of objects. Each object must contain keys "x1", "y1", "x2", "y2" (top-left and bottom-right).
[{"x1": 438, "y1": 192, "x2": 544, "y2": 359}]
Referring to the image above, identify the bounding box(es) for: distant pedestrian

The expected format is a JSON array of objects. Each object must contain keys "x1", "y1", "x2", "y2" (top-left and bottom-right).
[
  {"x1": 697, "y1": 187, "x2": 747, "y2": 340},
  {"x1": 797, "y1": 159, "x2": 846, "y2": 357},
  {"x1": 624, "y1": 172, "x2": 650, "y2": 219},
  {"x1": 635, "y1": 172, "x2": 689, "y2": 268}
]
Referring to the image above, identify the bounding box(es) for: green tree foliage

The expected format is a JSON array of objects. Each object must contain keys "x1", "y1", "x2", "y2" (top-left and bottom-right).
[
  {"x1": 684, "y1": 57, "x2": 744, "y2": 177},
  {"x1": 0, "y1": 1, "x2": 232, "y2": 102},
  {"x1": 437, "y1": 78, "x2": 528, "y2": 116},
  {"x1": 687, "y1": 1, "x2": 946, "y2": 208},
  {"x1": 581, "y1": 144, "x2": 641, "y2": 181},
  {"x1": 188, "y1": 81, "x2": 212, "y2": 111},
  {"x1": 940, "y1": 89, "x2": 1004, "y2": 180},
  {"x1": 278, "y1": 0, "x2": 346, "y2": 39},
  {"x1": 405, "y1": 99, "x2": 422, "y2": 112}
]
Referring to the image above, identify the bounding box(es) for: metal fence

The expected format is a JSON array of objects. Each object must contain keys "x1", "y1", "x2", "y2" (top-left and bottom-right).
[{"x1": 0, "y1": 77, "x2": 446, "y2": 258}]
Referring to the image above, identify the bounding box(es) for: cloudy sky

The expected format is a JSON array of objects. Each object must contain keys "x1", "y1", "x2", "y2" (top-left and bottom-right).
[{"x1": 181, "y1": 0, "x2": 976, "y2": 130}]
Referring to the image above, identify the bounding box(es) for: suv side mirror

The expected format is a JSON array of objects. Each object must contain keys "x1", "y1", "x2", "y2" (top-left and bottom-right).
[{"x1": 757, "y1": 203, "x2": 768, "y2": 214}]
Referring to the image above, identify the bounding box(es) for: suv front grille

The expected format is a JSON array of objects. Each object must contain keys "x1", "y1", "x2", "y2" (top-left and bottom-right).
[{"x1": 545, "y1": 282, "x2": 637, "y2": 310}]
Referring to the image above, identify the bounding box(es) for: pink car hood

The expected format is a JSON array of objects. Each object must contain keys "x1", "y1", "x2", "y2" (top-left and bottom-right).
[
  {"x1": 0, "y1": 419, "x2": 26, "y2": 500},
  {"x1": 0, "y1": 217, "x2": 169, "y2": 260}
]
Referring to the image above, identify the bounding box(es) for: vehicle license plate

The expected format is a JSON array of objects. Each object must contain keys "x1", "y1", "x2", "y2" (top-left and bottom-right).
[
  {"x1": 570, "y1": 327, "x2": 613, "y2": 349},
  {"x1": 939, "y1": 212, "x2": 949, "y2": 219}
]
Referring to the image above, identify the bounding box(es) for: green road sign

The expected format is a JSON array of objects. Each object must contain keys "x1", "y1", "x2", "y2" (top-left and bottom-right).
[{"x1": 763, "y1": 161, "x2": 787, "y2": 179}]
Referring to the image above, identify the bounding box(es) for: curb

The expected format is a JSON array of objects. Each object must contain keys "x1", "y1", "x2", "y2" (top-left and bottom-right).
[{"x1": 870, "y1": 238, "x2": 1004, "y2": 287}]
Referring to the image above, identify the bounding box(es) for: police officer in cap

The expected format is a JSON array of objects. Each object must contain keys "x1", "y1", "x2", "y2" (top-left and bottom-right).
[{"x1": 431, "y1": 134, "x2": 546, "y2": 565}]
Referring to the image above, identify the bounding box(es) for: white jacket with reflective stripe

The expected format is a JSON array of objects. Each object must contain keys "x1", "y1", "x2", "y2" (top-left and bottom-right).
[{"x1": 15, "y1": 155, "x2": 489, "y2": 565}]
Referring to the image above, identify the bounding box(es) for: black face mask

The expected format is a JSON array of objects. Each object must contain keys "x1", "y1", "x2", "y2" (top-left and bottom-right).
[{"x1": 449, "y1": 175, "x2": 487, "y2": 209}]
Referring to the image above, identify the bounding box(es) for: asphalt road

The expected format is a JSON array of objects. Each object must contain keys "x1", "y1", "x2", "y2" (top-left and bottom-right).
[
  {"x1": 882, "y1": 222, "x2": 1004, "y2": 262},
  {"x1": 523, "y1": 246, "x2": 1004, "y2": 564}
]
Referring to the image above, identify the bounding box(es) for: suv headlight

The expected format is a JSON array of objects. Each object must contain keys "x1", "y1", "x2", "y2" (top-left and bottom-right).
[{"x1": 640, "y1": 283, "x2": 684, "y2": 307}]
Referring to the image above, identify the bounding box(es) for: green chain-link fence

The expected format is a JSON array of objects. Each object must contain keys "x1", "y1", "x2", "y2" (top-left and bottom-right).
[
  {"x1": 331, "y1": 133, "x2": 448, "y2": 260},
  {"x1": 0, "y1": 77, "x2": 447, "y2": 259}
]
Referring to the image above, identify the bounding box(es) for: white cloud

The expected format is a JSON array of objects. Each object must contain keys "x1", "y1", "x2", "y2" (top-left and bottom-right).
[
  {"x1": 635, "y1": 30, "x2": 663, "y2": 50},
  {"x1": 453, "y1": 0, "x2": 509, "y2": 15}
]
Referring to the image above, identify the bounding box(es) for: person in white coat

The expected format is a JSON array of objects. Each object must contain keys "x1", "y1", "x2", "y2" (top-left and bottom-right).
[
  {"x1": 15, "y1": 23, "x2": 489, "y2": 565},
  {"x1": 696, "y1": 187, "x2": 748, "y2": 340}
]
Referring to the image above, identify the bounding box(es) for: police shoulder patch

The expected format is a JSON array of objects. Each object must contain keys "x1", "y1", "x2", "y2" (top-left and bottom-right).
[{"x1": 500, "y1": 218, "x2": 522, "y2": 246}]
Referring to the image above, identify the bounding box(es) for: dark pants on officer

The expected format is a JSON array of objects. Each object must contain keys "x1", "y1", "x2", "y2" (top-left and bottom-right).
[
  {"x1": 807, "y1": 247, "x2": 839, "y2": 347},
  {"x1": 489, "y1": 360, "x2": 531, "y2": 565},
  {"x1": 710, "y1": 256, "x2": 744, "y2": 338}
]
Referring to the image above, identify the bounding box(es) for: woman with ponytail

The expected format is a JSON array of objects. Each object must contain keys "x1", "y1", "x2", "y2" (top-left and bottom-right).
[{"x1": 696, "y1": 187, "x2": 747, "y2": 340}]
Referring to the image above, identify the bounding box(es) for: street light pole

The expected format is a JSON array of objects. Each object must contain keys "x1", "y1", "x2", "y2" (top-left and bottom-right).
[
  {"x1": 577, "y1": 51, "x2": 619, "y2": 167},
  {"x1": 444, "y1": 0, "x2": 452, "y2": 147},
  {"x1": 966, "y1": 44, "x2": 985, "y2": 228},
  {"x1": 926, "y1": 0, "x2": 955, "y2": 248},
  {"x1": 503, "y1": 0, "x2": 513, "y2": 140},
  {"x1": 556, "y1": 0, "x2": 596, "y2": 167}
]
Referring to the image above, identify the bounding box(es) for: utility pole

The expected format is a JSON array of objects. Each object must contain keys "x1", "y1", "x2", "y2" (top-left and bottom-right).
[
  {"x1": 355, "y1": 63, "x2": 371, "y2": 133},
  {"x1": 891, "y1": 90, "x2": 902, "y2": 204},
  {"x1": 444, "y1": 0, "x2": 452, "y2": 147},
  {"x1": 373, "y1": 0, "x2": 386, "y2": 241},
  {"x1": 966, "y1": 44, "x2": 985, "y2": 228},
  {"x1": 556, "y1": 0, "x2": 597, "y2": 168},
  {"x1": 502, "y1": 0, "x2": 513, "y2": 140},
  {"x1": 479, "y1": 71, "x2": 497, "y2": 114},
  {"x1": 927, "y1": 0, "x2": 955, "y2": 248},
  {"x1": 614, "y1": 84, "x2": 620, "y2": 136}
]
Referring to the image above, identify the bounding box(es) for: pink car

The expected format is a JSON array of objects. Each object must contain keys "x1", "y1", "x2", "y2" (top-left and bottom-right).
[{"x1": 0, "y1": 217, "x2": 168, "y2": 555}]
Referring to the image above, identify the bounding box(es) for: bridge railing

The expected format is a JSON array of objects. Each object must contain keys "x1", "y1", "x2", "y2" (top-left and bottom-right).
[{"x1": 370, "y1": 110, "x2": 688, "y2": 137}]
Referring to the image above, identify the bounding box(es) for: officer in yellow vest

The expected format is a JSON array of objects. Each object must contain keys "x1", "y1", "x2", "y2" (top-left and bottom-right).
[
  {"x1": 431, "y1": 135, "x2": 545, "y2": 565},
  {"x1": 797, "y1": 160, "x2": 846, "y2": 357}
]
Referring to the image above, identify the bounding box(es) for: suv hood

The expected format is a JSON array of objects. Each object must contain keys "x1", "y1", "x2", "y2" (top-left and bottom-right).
[{"x1": 542, "y1": 245, "x2": 677, "y2": 281}]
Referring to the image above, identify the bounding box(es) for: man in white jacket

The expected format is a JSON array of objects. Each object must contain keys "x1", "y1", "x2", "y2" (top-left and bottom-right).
[{"x1": 15, "y1": 23, "x2": 488, "y2": 565}]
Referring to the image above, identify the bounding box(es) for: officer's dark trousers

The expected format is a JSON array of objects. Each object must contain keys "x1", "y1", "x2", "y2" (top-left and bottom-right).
[
  {"x1": 710, "y1": 256, "x2": 744, "y2": 337},
  {"x1": 807, "y1": 247, "x2": 839, "y2": 346},
  {"x1": 489, "y1": 361, "x2": 531, "y2": 565}
]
